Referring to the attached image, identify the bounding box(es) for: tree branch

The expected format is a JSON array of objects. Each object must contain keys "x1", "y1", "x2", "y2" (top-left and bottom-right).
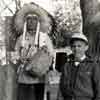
[
  {"x1": 15, "y1": 0, "x2": 21, "y2": 11},
  {"x1": 1, "y1": 0, "x2": 14, "y2": 15}
]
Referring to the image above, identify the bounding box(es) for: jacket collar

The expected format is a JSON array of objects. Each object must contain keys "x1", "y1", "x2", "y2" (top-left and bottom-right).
[{"x1": 68, "y1": 54, "x2": 92, "y2": 63}]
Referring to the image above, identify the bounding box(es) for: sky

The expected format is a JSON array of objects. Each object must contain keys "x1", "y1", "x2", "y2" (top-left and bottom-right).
[
  {"x1": 0, "y1": 0, "x2": 80, "y2": 16},
  {"x1": 1, "y1": 0, "x2": 100, "y2": 16},
  {"x1": 0, "y1": 0, "x2": 54, "y2": 16}
]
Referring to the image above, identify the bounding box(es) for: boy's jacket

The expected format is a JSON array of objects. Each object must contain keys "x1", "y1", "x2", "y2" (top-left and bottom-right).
[{"x1": 60, "y1": 54, "x2": 100, "y2": 100}]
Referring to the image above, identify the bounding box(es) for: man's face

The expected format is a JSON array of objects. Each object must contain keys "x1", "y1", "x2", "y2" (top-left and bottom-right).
[
  {"x1": 71, "y1": 40, "x2": 88, "y2": 58},
  {"x1": 26, "y1": 15, "x2": 38, "y2": 32}
]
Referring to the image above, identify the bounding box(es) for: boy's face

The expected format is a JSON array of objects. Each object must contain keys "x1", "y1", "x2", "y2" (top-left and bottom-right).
[{"x1": 71, "y1": 40, "x2": 88, "y2": 58}]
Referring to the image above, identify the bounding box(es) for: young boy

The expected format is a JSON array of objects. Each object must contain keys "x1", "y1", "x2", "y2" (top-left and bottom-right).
[{"x1": 59, "y1": 33, "x2": 100, "y2": 100}]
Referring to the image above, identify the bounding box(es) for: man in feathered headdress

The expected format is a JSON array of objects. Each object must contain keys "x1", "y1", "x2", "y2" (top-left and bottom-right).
[{"x1": 15, "y1": 13, "x2": 48, "y2": 100}]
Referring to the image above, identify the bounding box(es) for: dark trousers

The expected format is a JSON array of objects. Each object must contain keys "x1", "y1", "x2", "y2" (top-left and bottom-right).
[
  {"x1": 63, "y1": 97, "x2": 93, "y2": 100},
  {"x1": 17, "y1": 83, "x2": 45, "y2": 100},
  {"x1": 64, "y1": 97, "x2": 93, "y2": 100},
  {"x1": 57, "y1": 91, "x2": 93, "y2": 100}
]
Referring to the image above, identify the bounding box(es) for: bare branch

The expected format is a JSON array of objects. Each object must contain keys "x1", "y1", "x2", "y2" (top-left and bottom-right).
[
  {"x1": 15, "y1": 0, "x2": 21, "y2": 11},
  {"x1": 1, "y1": 0, "x2": 14, "y2": 14},
  {"x1": 18, "y1": 0, "x2": 21, "y2": 9}
]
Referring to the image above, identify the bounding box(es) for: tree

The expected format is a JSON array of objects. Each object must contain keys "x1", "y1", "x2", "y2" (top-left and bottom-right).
[{"x1": 80, "y1": 0, "x2": 100, "y2": 59}]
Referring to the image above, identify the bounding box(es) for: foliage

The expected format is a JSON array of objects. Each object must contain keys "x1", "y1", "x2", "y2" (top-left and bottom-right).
[{"x1": 52, "y1": 0, "x2": 82, "y2": 48}]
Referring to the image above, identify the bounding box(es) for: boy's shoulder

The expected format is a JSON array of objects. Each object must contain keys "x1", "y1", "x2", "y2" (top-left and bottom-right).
[
  {"x1": 66, "y1": 54, "x2": 95, "y2": 63},
  {"x1": 85, "y1": 55, "x2": 98, "y2": 63}
]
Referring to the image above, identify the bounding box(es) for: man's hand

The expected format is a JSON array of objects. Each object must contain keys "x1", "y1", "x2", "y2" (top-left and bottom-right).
[{"x1": 9, "y1": 51, "x2": 20, "y2": 64}]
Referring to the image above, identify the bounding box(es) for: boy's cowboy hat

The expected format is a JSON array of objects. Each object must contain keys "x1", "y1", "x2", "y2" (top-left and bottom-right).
[{"x1": 70, "y1": 33, "x2": 88, "y2": 44}]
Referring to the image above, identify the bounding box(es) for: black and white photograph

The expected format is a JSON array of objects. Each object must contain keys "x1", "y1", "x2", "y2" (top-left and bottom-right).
[{"x1": 0, "y1": 0, "x2": 100, "y2": 100}]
